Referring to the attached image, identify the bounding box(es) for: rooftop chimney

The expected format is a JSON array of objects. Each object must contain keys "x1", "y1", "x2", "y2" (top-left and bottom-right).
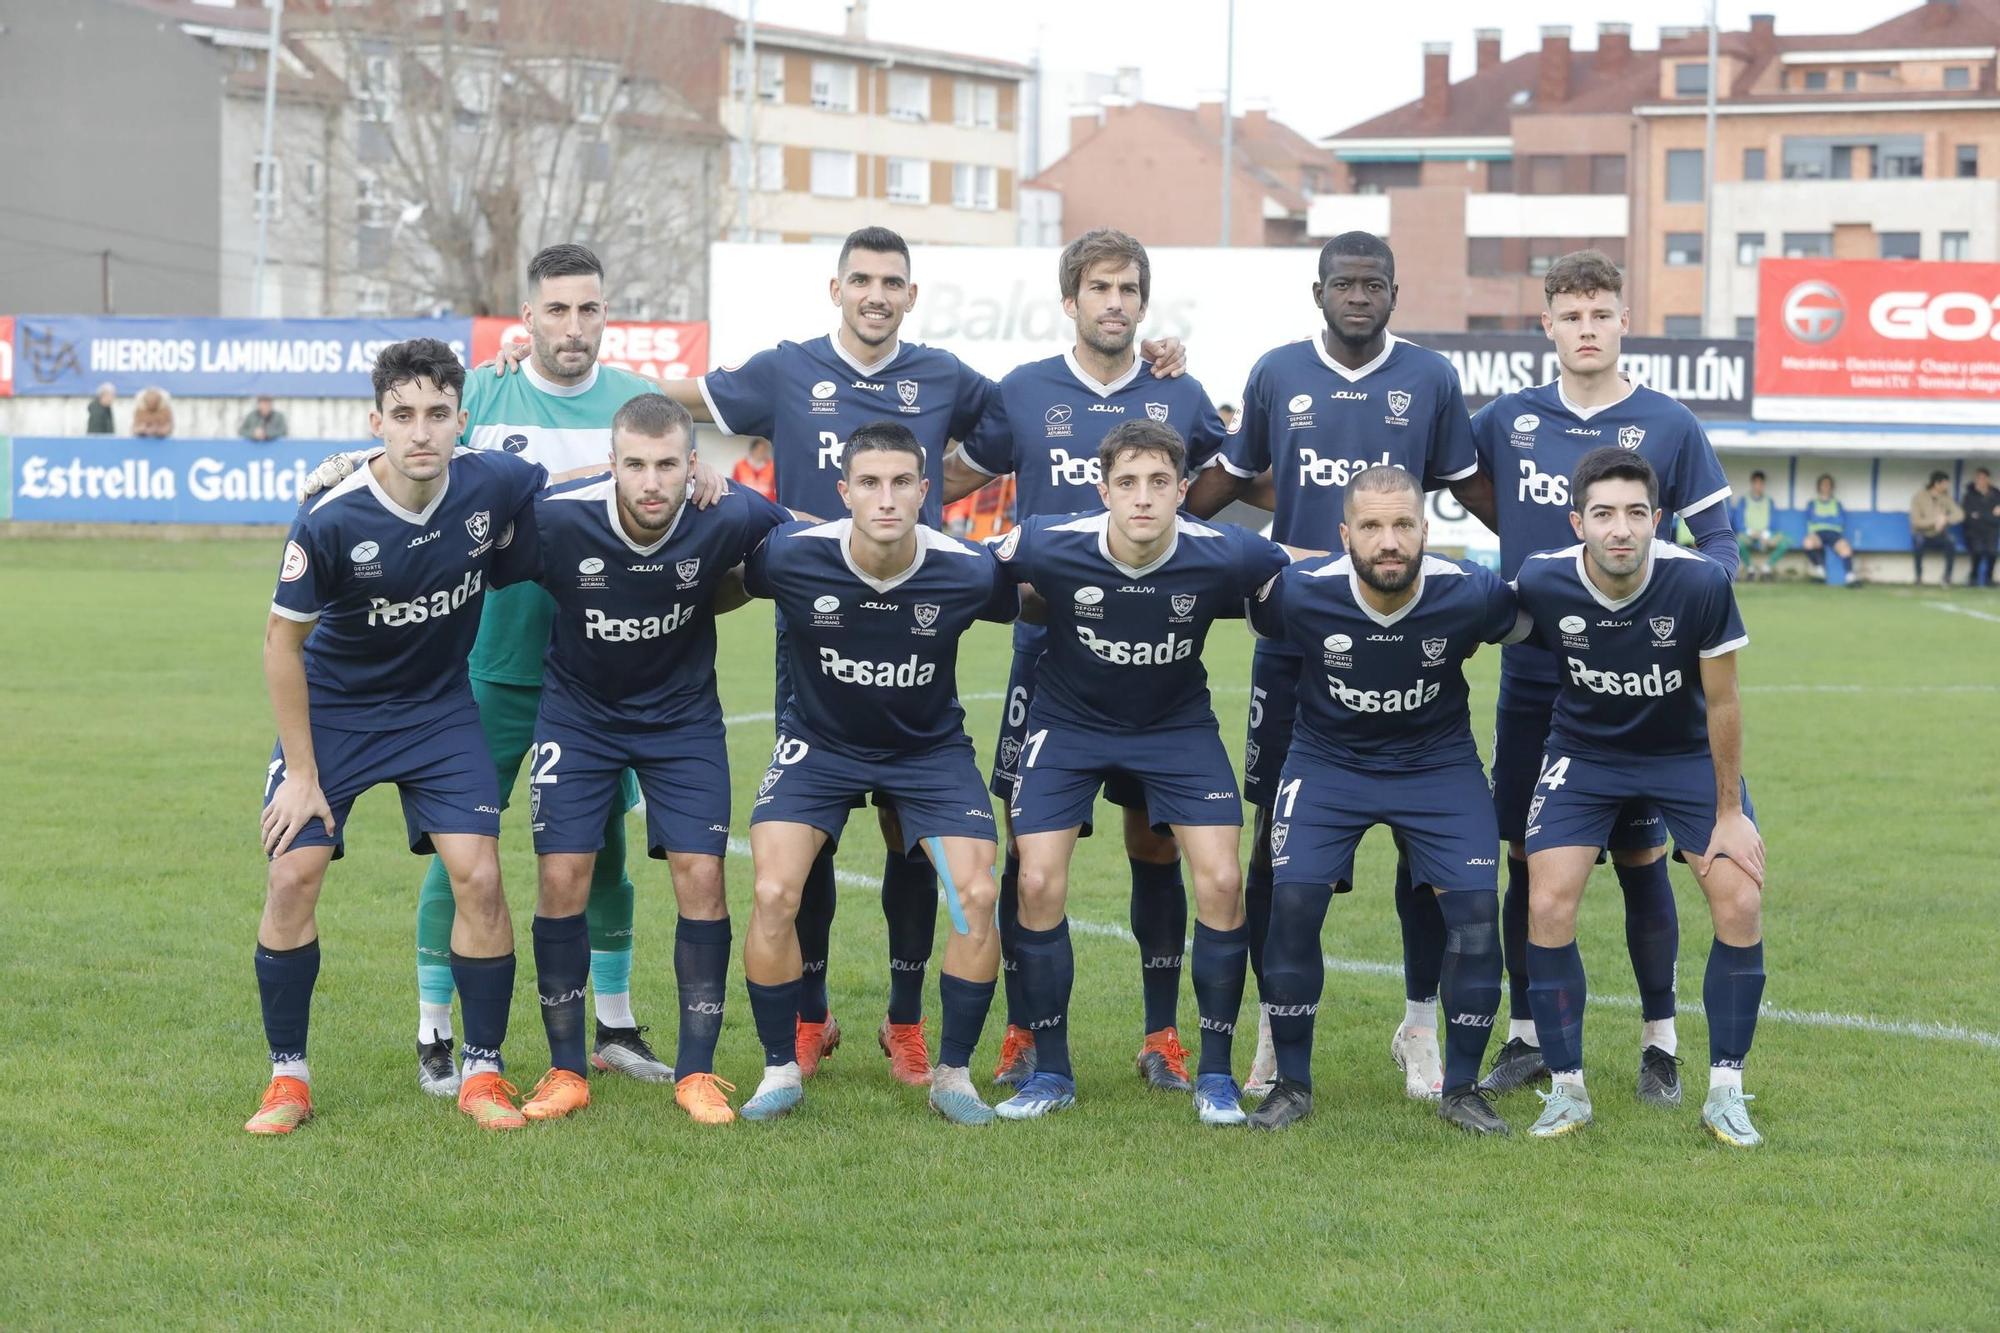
[
  {"x1": 1749, "y1": 13, "x2": 1776, "y2": 45},
  {"x1": 1475, "y1": 28, "x2": 1502, "y2": 73},
  {"x1": 1422, "y1": 41, "x2": 1451, "y2": 118},
  {"x1": 1598, "y1": 22, "x2": 1631, "y2": 68},
  {"x1": 1537, "y1": 25, "x2": 1572, "y2": 105},
  {"x1": 844, "y1": 0, "x2": 867, "y2": 39},
  {"x1": 1195, "y1": 95, "x2": 1224, "y2": 139}
]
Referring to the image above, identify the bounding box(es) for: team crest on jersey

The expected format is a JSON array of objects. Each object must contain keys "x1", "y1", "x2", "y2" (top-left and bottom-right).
[
  {"x1": 1618, "y1": 425, "x2": 1646, "y2": 450},
  {"x1": 1000, "y1": 737, "x2": 1022, "y2": 771},
  {"x1": 897, "y1": 379, "x2": 919, "y2": 408},
  {"x1": 1650, "y1": 616, "x2": 1675, "y2": 639},
  {"x1": 1386, "y1": 390, "x2": 1412, "y2": 420},
  {"x1": 1422, "y1": 637, "x2": 1447, "y2": 661},
  {"x1": 1526, "y1": 794, "x2": 1545, "y2": 828},
  {"x1": 529, "y1": 783, "x2": 543, "y2": 823},
  {"x1": 1270, "y1": 822, "x2": 1290, "y2": 856},
  {"x1": 1170, "y1": 593, "x2": 1197, "y2": 618},
  {"x1": 758, "y1": 767, "x2": 782, "y2": 797},
  {"x1": 1145, "y1": 402, "x2": 1170, "y2": 423},
  {"x1": 914, "y1": 603, "x2": 940, "y2": 629},
  {"x1": 466, "y1": 510, "x2": 491, "y2": 543},
  {"x1": 676, "y1": 558, "x2": 701, "y2": 585},
  {"x1": 1244, "y1": 741, "x2": 1261, "y2": 773}
]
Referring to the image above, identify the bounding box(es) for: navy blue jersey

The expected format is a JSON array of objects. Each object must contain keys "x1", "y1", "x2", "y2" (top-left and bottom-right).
[
  {"x1": 992, "y1": 511, "x2": 1289, "y2": 734},
  {"x1": 1515, "y1": 539, "x2": 1748, "y2": 760},
  {"x1": 743, "y1": 518, "x2": 1018, "y2": 761},
  {"x1": 700, "y1": 335, "x2": 991, "y2": 523},
  {"x1": 271, "y1": 449, "x2": 546, "y2": 731},
  {"x1": 1250, "y1": 553, "x2": 1525, "y2": 769},
  {"x1": 1473, "y1": 380, "x2": 1733, "y2": 686},
  {"x1": 1215, "y1": 333, "x2": 1477, "y2": 552},
  {"x1": 525, "y1": 480, "x2": 793, "y2": 731}
]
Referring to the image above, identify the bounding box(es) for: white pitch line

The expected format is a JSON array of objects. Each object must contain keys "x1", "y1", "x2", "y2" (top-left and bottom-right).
[
  {"x1": 717, "y1": 839, "x2": 2000, "y2": 1053},
  {"x1": 1928, "y1": 601, "x2": 2000, "y2": 626}
]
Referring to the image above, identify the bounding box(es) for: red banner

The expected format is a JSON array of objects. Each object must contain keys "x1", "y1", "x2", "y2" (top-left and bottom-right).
[
  {"x1": 0, "y1": 316, "x2": 13, "y2": 396},
  {"x1": 471, "y1": 317, "x2": 707, "y2": 382},
  {"x1": 1756, "y1": 258, "x2": 2000, "y2": 417}
]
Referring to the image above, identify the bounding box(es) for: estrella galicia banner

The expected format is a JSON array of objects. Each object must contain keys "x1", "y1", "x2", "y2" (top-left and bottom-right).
[
  {"x1": 1409, "y1": 332, "x2": 1754, "y2": 418},
  {"x1": 8, "y1": 437, "x2": 369, "y2": 522},
  {"x1": 10, "y1": 316, "x2": 473, "y2": 397}
]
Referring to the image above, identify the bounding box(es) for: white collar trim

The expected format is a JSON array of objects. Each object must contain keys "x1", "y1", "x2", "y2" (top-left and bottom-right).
[
  {"x1": 828, "y1": 332, "x2": 901, "y2": 377},
  {"x1": 1557, "y1": 375, "x2": 1635, "y2": 421},
  {"x1": 522, "y1": 357, "x2": 600, "y2": 398},
  {"x1": 1312, "y1": 331, "x2": 1400, "y2": 383},
  {"x1": 1063, "y1": 347, "x2": 1143, "y2": 398},
  {"x1": 1575, "y1": 538, "x2": 1676, "y2": 611},
  {"x1": 361, "y1": 449, "x2": 453, "y2": 526},
  {"x1": 604, "y1": 486, "x2": 688, "y2": 556}
]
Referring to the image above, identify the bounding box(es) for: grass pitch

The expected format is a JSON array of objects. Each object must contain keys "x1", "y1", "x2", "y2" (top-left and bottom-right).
[{"x1": 1, "y1": 536, "x2": 1996, "y2": 1327}]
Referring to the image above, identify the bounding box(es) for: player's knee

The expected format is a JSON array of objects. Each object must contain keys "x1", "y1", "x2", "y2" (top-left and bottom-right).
[
  {"x1": 1190, "y1": 860, "x2": 1243, "y2": 913},
  {"x1": 674, "y1": 857, "x2": 727, "y2": 918},
  {"x1": 750, "y1": 874, "x2": 803, "y2": 926},
  {"x1": 954, "y1": 866, "x2": 998, "y2": 918},
  {"x1": 1015, "y1": 862, "x2": 1067, "y2": 916},
  {"x1": 1438, "y1": 890, "x2": 1498, "y2": 952},
  {"x1": 264, "y1": 856, "x2": 323, "y2": 914}
]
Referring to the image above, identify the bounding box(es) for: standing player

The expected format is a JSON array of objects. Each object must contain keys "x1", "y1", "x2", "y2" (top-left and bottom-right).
[
  {"x1": 1244, "y1": 466, "x2": 1523, "y2": 1133},
  {"x1": 1469, "y1": 250, "x2": 1737, "y2": 1105},
  {"x1": 942, "y1": 228, "x2": 1229, "y2": 1093},
  {"x1": 508, "y1": 394, "x2": 793, "y2": 1126},
  {"x1": 1187, "y1": 231, "x2": 1494, "y2": 1101},
  {"x1": 247, "y1": 339, "x2": 546, "y2": 1134},
  {"x1": 737, "y1": 422, "x2": 1016, "y2": 1125},
  {"x1": 988, "y1": 420, "x2": 1299, "y2": 1124},
  {"x1": 1513, "y1": 449, "x2": 1766, "y2": 1146}
]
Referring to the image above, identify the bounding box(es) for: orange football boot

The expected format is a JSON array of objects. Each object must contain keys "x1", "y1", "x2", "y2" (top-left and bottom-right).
[
  {"x1": 457, "y1": 1071, "x2": 526, "y2": 1130},
  {"x1": 520, "y1": 1068, "x2": 591, "y2": 1122},
  {"x1": 878, "y1": 1018, "x2": 933, "y2": 1086},
  {"x1": 674, "y1": 1071, "x2": 738, "y2": 1125},
  {"x1": 244, "y1": 1075, "x2": 313, "y2": 1135},
  {"x1": 795, "y1": 1015, "x2": 842, "y2": 1078}
]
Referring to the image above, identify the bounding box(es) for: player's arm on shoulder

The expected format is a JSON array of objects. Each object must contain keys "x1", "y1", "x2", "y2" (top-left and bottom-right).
[
  {"x1": 1482, "y1": 567, "x2": 1533, "y2": 644},
  {"x1": 1245, "y1": 564, "x2": 1287, "y2": 638},
  {"x1": 712, "y1": 566, "x2": 752, "y2": 615},
  {"x1": 1449, "y1": 469, "x2": 1498, "y2": 534},
  {"x1": 1185, "y1": 455, "x2": 1254, "y2": 517},
  {"x1": 1016, "y1": 581, "x2": 1048, "y2": 625},
  {"x1": 1139, "y1": 335, "x2": 1186, "y2": 378},
  {"x1": 944, "y1": 445, "x2": 1002, "y2": 503},
  {"x1": 1684, "y1": 503, "x2": 1739, "y2": 575},
  {"x1": 261, "y1": 612, "x2": 334, "y2": 857}
]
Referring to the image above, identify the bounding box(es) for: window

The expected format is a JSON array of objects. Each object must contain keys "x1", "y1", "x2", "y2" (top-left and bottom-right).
[
  {"x1": 1527, "y1": 237, "x2": 1562, "y2": 277},
  {"x1": 729, "y1": 142, "x2": 783, "y2": 191},
  {"x1": 1735, "y1": 316, "x2": 1756, "y2": 338},
  {"x1": 356, "y1": 224, "x2": 390, "y2": 269},
  {"x1": 1945, "y1": 66, "x2": 1971, "y2": 90},
  {"x1": 1665, "y1": 148, "x2": 1703, "y2": 202},
  {"x1": 576, "y1": 69, "x2": 613, "y2": 122},
  {"x1": 355, "y1": 171, "x2": 390, "y2": 227},
  {"x1": 1880, "y1": 143, "x2": 1924, "y2": 178},
  {"x1": 952, "y1": 162, "x2": 997, "y2": 210},
  {"x1": 1784, "y1": 134, "x2": 1921, "y2": 181},
  {"x1": 360, "y1": 51, "x2": 396, "y2": 122},
  {"x1": 730, "y1": 49, "x2": 784, "y2": 101},
  {"x1": 810, "y1": 60, "x2": 857, "y2": 112},
  {"x1": 1527, "y1": 154, "x2": 1565, "y2": 194},
  {"x1": 1781, "y1": 231, "x2": 1833, "y2": 258},
  {"x1": 1589, "y1": 154, "x2": 1625, "y2": 194},
  {"x1": 1466, "y1": 237, "x2": 1504, "y2": 276},
  {"x1": 300, "y1": 158, "x2": 323, "y2": 207},
  {"x1": 810, "y1": 149, "x2": 857, "y2": 197},
  {"x1": 1958, "y1": 145, "x2": 1979, "y2": 178},
  {"x1": 1488, "y1": 159, "x2": 1514, "y2": 192},
  {"x1": 954, "y1": 79, "x2": 999, "y2": 129},
  {"x1": 1743, "y1": 147, "x2": 1766, "y2": 181},
  {"x1": 1674, "y1": 63, "x2": 1707, "y2": 96},
  {"x1": 1804, "y1": 70, "x2": 1827, "y2": 91},
  {"x1": 1843, "y1": 70, "x2": 1859, "y2": 91},
  {"x1": 1943, "y1": 231, "x2": 1971, "y2": 261},
  {"x1": 1665, "y1": 232, "x2": 1703, "y2": 266},
  {"x1": 885, "y1": 156, "x2": 929, "y2": 205},
  {"x1": 888, "y1": 71, "x2": 930, "y2": 122},
  {"x1": 1736, "y1": 232, "x2": 1765, "y2": 266},
  {"x1": 253, "y1": 157, "x2": 283, "y2": 221},
  {"x1": 1879, "y1": 232, "x2": 1921, "y2": 260},
  {"x1": 1663, "y1": 316, "x2": 1702, "y2": 337},
  {"x1": 582, "y1": 139, "x2": 612, "y2": 182},
  {"x1": 1466, "y1": 315, "x2": 1506, "y2": 332},
  {"x1": 1350, "y1": 161, "x2": 1421, "y2": 193}
]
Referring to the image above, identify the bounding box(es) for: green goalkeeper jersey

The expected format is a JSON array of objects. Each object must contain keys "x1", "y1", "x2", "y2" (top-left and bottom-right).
[{"x1": 463, "y1": 358, "x2": 654, "y2": 685}]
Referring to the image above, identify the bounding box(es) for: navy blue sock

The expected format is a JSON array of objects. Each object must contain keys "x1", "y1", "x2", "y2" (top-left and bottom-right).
[
  {"x1": 881, "y1": 847, "x2": 937, "y2": 1025},
  {"x1": 998, "y1": 849, "x2": 1026, "y2": 1028},
  {"x1": 531, "y1": 913, "x2": 589, "y2": 1075},
  {"x1": 254, "y1": 939, "x2": 320, "y2": 1067},
  {"x1": 1616, "y1": 859, "x2": 1681, "y2": 1022},
  {"x1": 746, "y1": 978, "x2": 802, "y2": 1067},
  {"x1": 1015, "y1": 920, "x2": 1075, "y2": 1079},
  {"x1": 1245, "y1": 819, "x2": 1275, "y2": 995},
  {"x1": 1437, "y1": 891, "x2": 1502, "y2": 1091},
  {"x1": 1129, "y1": 857, "x2": 1187, "y2": 1034},
  {"x1": 1191, "y1": 921, "x2": 1249, "y2": 1077},
  {"x1": 1393, "y1": 850, "x2": 1445, "y2": 1004},
  {"x1": 1525, "y1": 941, "x2": 1586, "y2": 1075},
  {"x1": 1502, "y1": 856, "x2": 1533, "y2": 1022},
  {"x1": 673, "y1": 916, "x2": 731, "y2": 1076},
  {"x1": 1704, "y1": 938, "x2": 1766, "y2": 1071},
  {"x1": 450, "y1": 951, "x2": 517, "y2": 1072},
  {"x1": 938, "y1": 973, "x2": 996, "y2": 1068},
  {"x1": 1265, "y1": 883, "x2": 1333, "y2": 1089},
  {"x1": 795, "y1": 849, "x2": 836, "y2": 1023}
]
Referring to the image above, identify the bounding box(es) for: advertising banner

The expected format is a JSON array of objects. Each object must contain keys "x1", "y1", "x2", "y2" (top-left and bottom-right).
[
  {"x1": 1412, "y1": 331, "x2": 1752, "y2": 417},
  {"x1": 9, "y1": 317, "x2": 472, "y2": 398},
  {"x1": 7, "y1": 437, "x2": 367, "y2": 523},
  {"x1": 1755, "y1": 258, "x2": 2000, "y2": 424},
  {"x1": 0, "y1": 316, "x2": 13, "y2": 397},
  {"x1": 471, "y1": 317, "x2": 708, "y2": 380}
]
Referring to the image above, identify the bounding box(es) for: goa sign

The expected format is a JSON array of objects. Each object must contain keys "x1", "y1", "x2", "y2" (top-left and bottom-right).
[{"x1": 1755, "y1": 258, "x2": 2000, "y2": 423}]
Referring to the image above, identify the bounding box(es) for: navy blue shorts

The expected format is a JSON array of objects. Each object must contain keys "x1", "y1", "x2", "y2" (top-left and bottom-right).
[
  {"x1": 751, "y1": 731, "x2": 997, "y2": 852},
  {"x1": 529, "y1": 710, "x2": 730, "y2": 859},
  {"x1": 262, "y1": 707, "x2": 501, "y2": 860},
  {"x1": 1008, "y1": 719, "x2": 1241, "y2": 837},
  {"x1": 1492, "y1": 672, "x2": 1665, "y2": 851},
  {"x1": 1524, "y1": 748, "x2": 1756, "y2": 864},
  {"x1": 989, "y1": 644, "x2": 1146, "y2": 812},
  {"x1": 1243, "y1": 641, "x2": 1301, "y2": 809},
  {"x1": 1267, "y1": 753, "x2": 1499, "y2": 894}
]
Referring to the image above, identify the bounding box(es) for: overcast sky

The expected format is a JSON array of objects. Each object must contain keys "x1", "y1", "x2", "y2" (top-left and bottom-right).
[{"x1": 738, "y1": 0, "x2": 1919, "y2": 150}]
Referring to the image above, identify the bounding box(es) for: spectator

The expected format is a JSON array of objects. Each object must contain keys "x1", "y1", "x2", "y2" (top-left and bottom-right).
[
  {"x1": 1218, "y1": 403, "x2": 1239, "y2": 433},
  {"x1": 1909, "y1": 469, "x2": 1964, "y2": 586},
  {"x1": 731, "y1": 436, "x2": 776, "y2": 501},
  {"x1": 238, "y1": 395, "x2": 289, "y2": 443},
  {"x1": 1801, "y1": 473, "x2": 1853, "y2": 582},
  {"x1": 1731, "y1": 469, "x2": 1790, "y2": 582},
  {"x1": 85, "y1": 383, "x2": 116, "y2": 435},
  {"x1": 130, "y1": 387, "x2": 174, "y2": 439},
  {"x1": 1961, "y1": 466, "x2": 1999, "y2": 588}
]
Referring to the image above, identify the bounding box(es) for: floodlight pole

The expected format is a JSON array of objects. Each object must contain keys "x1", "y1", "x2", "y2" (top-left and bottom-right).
[
  {"x1": 1219, "y1": 0, "x2": 1235, "y2": 246},
  {"x1": 1701, "y1": 0, "x2": 1718, "y2": 334},
  {"x1": 252, "y1": 0, "x2": 283, "y2": 315},
  {"x1": 738, "y1": 0, "x2": 756, "y2": 242}
]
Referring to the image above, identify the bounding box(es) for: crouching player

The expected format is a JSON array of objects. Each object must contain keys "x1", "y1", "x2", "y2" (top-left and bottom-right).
[
  {"x1": 1514, "y1": 448, "x2": 1767, "y2": 1146},
  {"x1": 739, "y1": 422, "x2": 1018, "y2": 1124},
  {"x1": 509, "y1": 394, "x2": 794, "y2": 1126},
  {"x1": 1245, "y1": 465, "x2": 1527, "y2": 1134},
  {"x1": 989, "y1": 419, "x2": 1301, "y2": 1125},
  {"x1": 249, "y1": 338, "x2": 547, "y2": 1133}
]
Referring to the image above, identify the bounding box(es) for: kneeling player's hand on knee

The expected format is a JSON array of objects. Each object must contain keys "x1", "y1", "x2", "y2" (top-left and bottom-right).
[
  {"x1": 262, "y1": 776, "x2": 334, "y2": 858},
  {"x1": 1696, "y1": 812, "x2": 1765, "y2": 888}
]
